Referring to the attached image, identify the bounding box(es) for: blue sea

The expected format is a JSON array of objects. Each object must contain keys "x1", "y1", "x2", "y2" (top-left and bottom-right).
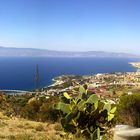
[{"x1": 0, "y1": 57, "x2": 139, "y2": 90}]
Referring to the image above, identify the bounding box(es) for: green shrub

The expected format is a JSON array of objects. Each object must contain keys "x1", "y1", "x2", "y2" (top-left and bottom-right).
[
  {"x1": 39, "y1": 96, "x2": 60, "y2": 122},
  {"x1": 22, "y1": 96, "x2": 60, "y2": 122},
  {"x1": 39, "y1": 103, "x2": 59, "y2": 122},
  {"x1": 117, "y1": 93, "x2": 140, "y2": 127},
  {"x1": 0, "y1": 94, "x2": 60, "y2": 122},
  {"x1": 22, "y1": 100, "x2": 41, "y2": 120}
]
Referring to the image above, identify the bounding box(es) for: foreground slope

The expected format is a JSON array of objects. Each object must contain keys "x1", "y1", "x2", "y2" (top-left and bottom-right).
[{"x1": 0, "y1": 112, "x2": 64, "y2": 140}]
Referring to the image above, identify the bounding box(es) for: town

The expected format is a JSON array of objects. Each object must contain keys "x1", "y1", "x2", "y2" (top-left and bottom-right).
[{"x1": 40, "y1": 72, "x2": 140, "y2": 102}]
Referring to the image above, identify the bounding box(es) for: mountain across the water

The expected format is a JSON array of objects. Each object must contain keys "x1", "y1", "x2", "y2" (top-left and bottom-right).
[{"x1": 0, "y1": 46, "x2": 139, "y2": 58}]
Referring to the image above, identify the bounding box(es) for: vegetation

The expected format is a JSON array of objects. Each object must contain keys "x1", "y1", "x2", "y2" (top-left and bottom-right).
[
  {"x1": 56, "y1": 86, "x2": 116, "y2": 140},
  {"x1": 116, "y1": 93, "x2": 140, "y2": 127},
  {"x1": 0, "y1": 83, "x2": 140, "y2": 139},
  {"x1": 0, "y1": 94, "x2": 60, "y2": 122},
  {"x1": 0, "y1": 112, "x2": 47, "y2": 140},
  {"x1": 0, "y1": 111, "x2": 88, "y2": 140}
]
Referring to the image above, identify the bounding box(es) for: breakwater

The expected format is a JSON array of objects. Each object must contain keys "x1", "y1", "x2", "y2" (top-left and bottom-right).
[{"x1": 0, "y1": 90, "x2": 32, "y2": 95}]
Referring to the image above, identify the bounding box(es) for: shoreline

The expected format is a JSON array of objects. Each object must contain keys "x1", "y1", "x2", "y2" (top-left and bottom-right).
[
  {"x1": 129, "y1": 62, "x2": 140, "y2": 69},
  {"x1": 1, "y1": 61, "x2": 140, "y2": 94}
]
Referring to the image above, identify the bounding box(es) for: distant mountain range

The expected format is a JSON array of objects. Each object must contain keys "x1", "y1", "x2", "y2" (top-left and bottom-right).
[{"x1": 0, "y1": 46, "x2": 139, "y2": 58}]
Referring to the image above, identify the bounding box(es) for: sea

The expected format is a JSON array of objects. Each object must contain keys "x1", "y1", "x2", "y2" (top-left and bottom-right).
[{"x1": 0, "y1": 57, "x2": 139, "y2": 90}]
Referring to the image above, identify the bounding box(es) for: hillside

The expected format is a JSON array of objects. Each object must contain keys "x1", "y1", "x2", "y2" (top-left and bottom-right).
[
  {"x1": 0, "y1": 112, "x2": 64, "y2": 140},
  {"x1": 0, "y1": 46, "x2": 139, "y2": 57}
]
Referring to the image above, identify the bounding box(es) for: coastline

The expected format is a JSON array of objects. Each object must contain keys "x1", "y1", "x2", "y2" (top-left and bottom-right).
[
  {"x1": 0, "y1": 61, "x2": 140, "y2": 95},
  {"x1": 129, "y1": 62, "x2": 140, "y2": 69},
  {"x1": 1, "y1": 71, "x2": 140, "y2": 95}
]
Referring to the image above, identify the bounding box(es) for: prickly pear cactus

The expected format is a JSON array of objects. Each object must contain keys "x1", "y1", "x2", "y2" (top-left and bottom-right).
[{"x1": 56, "y1": 85, "x2": 116, "y2": 140}]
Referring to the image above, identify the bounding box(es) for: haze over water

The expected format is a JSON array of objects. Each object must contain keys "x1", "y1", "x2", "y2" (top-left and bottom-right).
[{"x1": 0, "y1": 57, "x2": 139, "y2": 90}]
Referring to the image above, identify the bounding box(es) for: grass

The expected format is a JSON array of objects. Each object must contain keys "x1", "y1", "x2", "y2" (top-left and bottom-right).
[
  {"x1": 35, "y1": 124, "x2": 44, "y2": 131},
  {"x1": 0, "y1": 112, "x2": 86, "y2": 140},
  {"x1": 7, "y1": 134, "x2": 32, "y2": 140},
  {"x1": 0, "y1": 112, "x2": 52, "y2": 140}
]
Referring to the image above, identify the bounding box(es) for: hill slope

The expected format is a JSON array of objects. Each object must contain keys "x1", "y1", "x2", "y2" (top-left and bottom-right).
[
  {"x1": 0, "y1": 46, "x2": 139, "y2": 58},
  {"x1": 0, "y1": 112, "x2": 63, "y2": 140}
]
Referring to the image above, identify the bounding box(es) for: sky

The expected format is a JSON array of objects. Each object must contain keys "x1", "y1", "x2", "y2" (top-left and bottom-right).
[{"x1": 0, "y1": 0, "x2": 140, "y2": 54}]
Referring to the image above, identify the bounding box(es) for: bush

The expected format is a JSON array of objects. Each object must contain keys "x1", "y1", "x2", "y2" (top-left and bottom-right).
[
  {"x1": 22, "y1": 96, "x2": 60, "y2": 122},
  {"x1": 39, "y1": 96, "x2": 60, "y2": 122},
  {"x1": 117, "y1": 93, "x2": 140, "y2": 127},
  {"x1": 22, "y1": 100, "x2": 41, "y2": 120},
  {"x1": 39, "y1": 102, "x2": 60, "y2": 122},
  {"x1": 0, "y1": 93, "x2": 60, "y2": 122}
]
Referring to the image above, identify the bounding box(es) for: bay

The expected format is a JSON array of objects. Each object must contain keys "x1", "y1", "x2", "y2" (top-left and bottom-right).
[{"x1": 0, "y1": 57, "x2": 139, "y2": 90}]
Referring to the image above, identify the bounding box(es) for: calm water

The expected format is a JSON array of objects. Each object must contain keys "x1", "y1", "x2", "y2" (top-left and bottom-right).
[{"x1": 0, "y1": 57, "x2": 139, "y2": 90}]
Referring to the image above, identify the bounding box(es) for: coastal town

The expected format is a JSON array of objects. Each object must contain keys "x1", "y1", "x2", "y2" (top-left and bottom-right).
[
  {"x1": 1, "y1": 62, "x2": 140, "y2": 103},
  {"x1": 26, "y1": 62, "x2": 138, "y2": 101},
  {"x1": 42, "y1": 72, "x2": 140, "y2": 98}
]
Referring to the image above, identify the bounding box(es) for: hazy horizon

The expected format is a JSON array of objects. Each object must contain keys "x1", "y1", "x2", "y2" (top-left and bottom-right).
[
  {"x1": 0, "y1": 46, "x2": 138, "y2": 55},
  {"x1": 0, "y1": 0, "x2": 140, "y2": 54}
]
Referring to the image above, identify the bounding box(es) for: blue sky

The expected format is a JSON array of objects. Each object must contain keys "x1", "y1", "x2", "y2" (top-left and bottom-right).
[{"x1": 0, "y1": 0, "x2": 140, "y2": 54}]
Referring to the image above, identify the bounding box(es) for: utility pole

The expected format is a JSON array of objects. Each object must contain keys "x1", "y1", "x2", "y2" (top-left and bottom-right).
[{"x1": 35, "y1": 64, "x2": 39, "y2": 90}]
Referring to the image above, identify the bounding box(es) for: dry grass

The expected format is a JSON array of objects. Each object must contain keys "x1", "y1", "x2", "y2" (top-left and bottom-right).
[
  {"x1": 0, "y1": 112, "x2": 65, "y2": 140},
  {"x1": 0, "y1": 112, "x2": 86, "y2": 140}
]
